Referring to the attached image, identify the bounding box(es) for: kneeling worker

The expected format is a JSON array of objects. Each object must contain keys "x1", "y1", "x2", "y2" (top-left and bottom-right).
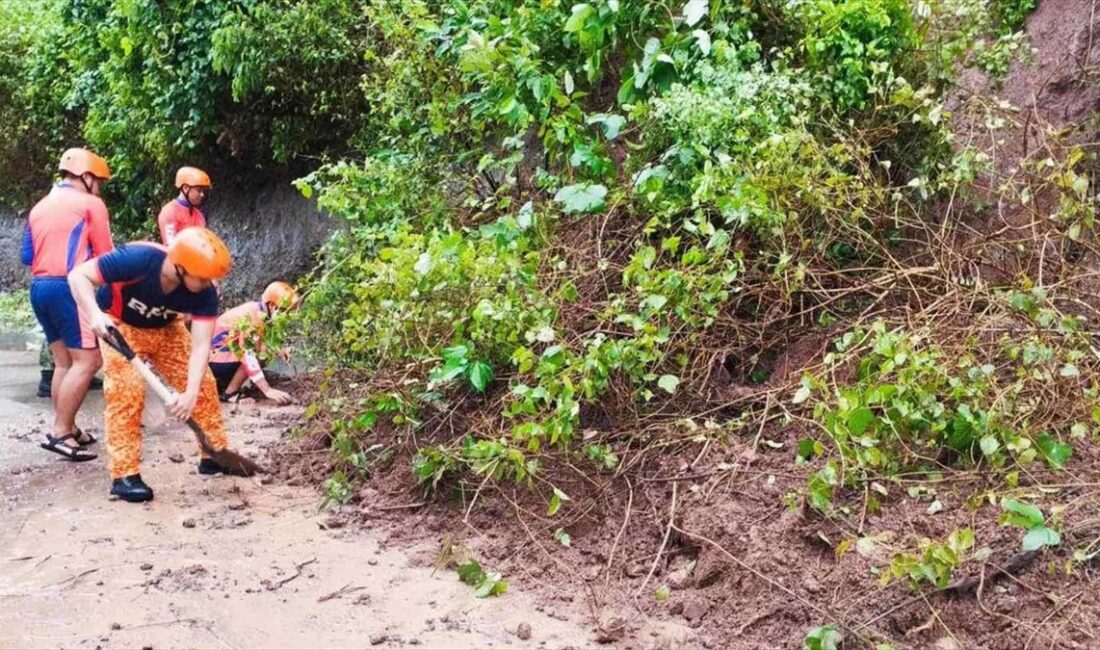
[
  {"x1": 68, "y1": 227, "x2": 245, "y2": 503},
  {"x1": 209, "y1": 281, "x2": 297, "y2": 405}
]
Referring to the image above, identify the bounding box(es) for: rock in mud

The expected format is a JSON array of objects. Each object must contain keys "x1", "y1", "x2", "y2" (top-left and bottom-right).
[
  {"x1": 182, "y1": 518, "x2": 196, "y2": 528},
  {"x1": 140, "y1": 563, "x2": 153, "y2": 571},
  {"x1": 110, "y1": 623, "x2": 121, "y2": 631},
  {"x1": 369, "y1": 633, "x2": 388, "y2": 645},
  {"x1": 595, "y1": 616, "x2": 628, "y2": 644},
  {"x1": 517, "y1": 622, "x2": 533, "y2": 640},
  {"x1": 168, "y1": 453, "x2": 185, "y2": 463}
]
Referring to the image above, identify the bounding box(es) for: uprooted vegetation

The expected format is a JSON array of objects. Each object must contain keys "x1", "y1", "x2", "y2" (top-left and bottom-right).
[{"x1": 259, "y1": 0, "x2": 1100, "y2": 646}]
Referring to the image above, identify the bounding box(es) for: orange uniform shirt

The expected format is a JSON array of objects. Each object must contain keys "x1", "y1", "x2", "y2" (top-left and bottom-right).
[
  {"x1": 157, "y1": 198, "x2": 206, "y2": 245},
  {"x1": 23, "y1": 183, "x2": 113, "y2": 277}
]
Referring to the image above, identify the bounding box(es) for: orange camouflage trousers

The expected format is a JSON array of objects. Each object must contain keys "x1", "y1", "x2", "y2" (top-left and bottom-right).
[{"x1": 103, "y1": 320, "x2": 227, "y2": 479}]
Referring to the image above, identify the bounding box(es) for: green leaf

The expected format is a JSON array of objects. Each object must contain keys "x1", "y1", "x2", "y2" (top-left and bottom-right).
[
  {"x1": 554, "y1": 183, "x2": 608, "y2": 214},
  {"x1": 443, "y1": 345, "x2": 470, "y2": 365},
  {"x1": 692, "y1": 29, "x2": 711, "y2": 55},
  {"x1": 654, "y1": 585, "x2": 670, "y2": 601},
  {"x1": 682, "y1": 0, "x2": 708, "y2": 27},
  {"x1": 586, "y1": 113, "x2": 627, "y2": 140},
  {"x1": 1022, "y1": 526, "x2": 1060, "y2": 551},
  {"x1": 847, "y1": 407, "x2": 875, "y2": 436},
  {"x1": 1000, "y1": 499, "x2": 1044, "y2": 529},
  {"x1": 474, "y1": 572, "x2": 508, "y2": 598},
  {"x1": 564, "y1": 3, "x2": 595, "y2": 32},
  {"x1": 980, "y1": 435, "x2": 1000, "y2": 457},
  {"x1": 803, "y1": 625, "x2": 843, "y2": 650},
  {"x1": 468, "y1": 361, "x2": 493, "y2": 393},
  {"x1": 796, "y1": 437, "x2": 818, "y2": 463},
  {"x1": 553, "y1": 528, "x2": 571, "y2": 547},
  {"x1": 792, "y1": 384, "x2": 811, "y2": 405},
  {"x1": 548, "y1": 487, "x2": 571, "y2": 516},
  {"x1": 457, "y1": 560, "x2": 485, "y2": 586},
  {"x1": 1036, "y1": 433, "x2": 1072, "y2": 468},
  {"x1": 657, "y1": 374, "x2": 680, "y2": 394}
]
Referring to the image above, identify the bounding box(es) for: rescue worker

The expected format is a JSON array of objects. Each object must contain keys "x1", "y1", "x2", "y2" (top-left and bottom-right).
[
  {"x1": 209, "y1": 281, "x2": 296, "y2": 404},
  {"x1": 157, "y1": 166, "x2": 210, "y2": 245},
  {"x1": 22, "y1": 148, "x2": 114, "y2": 461},
  {"x1": 67, "y1": 227, "x2": 245, "y2": 503}
]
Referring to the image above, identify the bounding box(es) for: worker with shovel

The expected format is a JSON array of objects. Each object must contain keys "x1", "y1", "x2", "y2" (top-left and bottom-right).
[
  {"x1": 209, "y1": 281, "x2": 297, "y2": 404},
  {"x1": 68, "y1": 227, "x2": 255, "y2": 503}
]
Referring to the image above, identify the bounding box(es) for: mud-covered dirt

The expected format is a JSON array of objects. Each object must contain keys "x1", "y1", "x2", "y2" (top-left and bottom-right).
[{"x1": 0, "y1": 346, "x2": 606, "y2": 650}]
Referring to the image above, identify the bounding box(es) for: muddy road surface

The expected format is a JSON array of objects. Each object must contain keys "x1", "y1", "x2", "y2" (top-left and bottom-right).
[{"x1": 0, "y1": 345, "x2": 595, "y2": 649}]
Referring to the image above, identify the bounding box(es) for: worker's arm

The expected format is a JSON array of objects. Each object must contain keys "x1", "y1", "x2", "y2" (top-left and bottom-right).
[
  {"x1": 68, "y1": 259, "x2": 114, "y2": 336},
  {"x1": 86, "y1": 199, "x2": 114, "y2": 256},
  {"x1": 171, "y1": 317, "x2": 216, "y2": 421},
  {"x1": 157, "y1": 206, "x2": 176, "y2": 245},
  {"x1": 242, "y1": 350, "x2": 293, "y2": 404}
]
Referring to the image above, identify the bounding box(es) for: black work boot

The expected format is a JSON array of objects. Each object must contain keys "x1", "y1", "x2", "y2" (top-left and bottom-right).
[
  {"x1": 89, "y1": 375, "x2": 103, "y2": 391},
  {"x1": 36, "y1": 369, "x2": 53, "y2": 398},
  {"x1": 110, "y1": 474, "x2": 154, "y2": 503}
]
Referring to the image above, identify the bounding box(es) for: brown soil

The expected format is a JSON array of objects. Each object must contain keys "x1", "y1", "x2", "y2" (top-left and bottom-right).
[{"x1": 265, "y1": 7, "x2": 1100, "y2": 650}]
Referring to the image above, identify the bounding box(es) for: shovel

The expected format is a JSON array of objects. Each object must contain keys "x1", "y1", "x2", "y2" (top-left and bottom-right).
[{"x1": 102, "y1": 326, "x2": 265, "y2": 476}]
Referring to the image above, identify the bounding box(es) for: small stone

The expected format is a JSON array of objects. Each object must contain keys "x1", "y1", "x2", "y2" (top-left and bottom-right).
[
  {"x1": 142, "y1": 646, "x2": 153, "y2": 650},
  {"x1": 407, "y1": 639, "x2": 420, "y2": 646},
  {"x1": 932, "y1": 639, "x2": 961, "y2": 650},
  {"x1": 168, "y1": 453, "x2": 185, "y2": 463},
  {"x1": 625, "y1": 563, "x2": 645, "y2": 578},
  {"x1": 182, "y1": 518, "x2": 196, "y2": 528},
  {"x1": 369, "y1": 633, "x2": 387, "y2": 646},
  {"x1": 802, "y1": 576, "x2": 823, "y2": 594},
  {"x1": 110, "y1": 623, "x2": 121, "y2": 631},
  {"x1": 367, "y1": 558, "x2": 378, "y2": 566},
  {"x1": 140, "y1": 563, "x2": 153, "y2": 571},
  {"x1": 517, "y1": 622, "x2": 533, "y2": 641}
]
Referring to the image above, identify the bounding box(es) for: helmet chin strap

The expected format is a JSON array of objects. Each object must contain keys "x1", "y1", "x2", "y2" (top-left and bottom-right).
[
  {"x1": 80, "y1": 173, "x2": 95, "y2": 193},
  {"x1": 174, "y1": 264, "x2": 187, "y2": 287}
]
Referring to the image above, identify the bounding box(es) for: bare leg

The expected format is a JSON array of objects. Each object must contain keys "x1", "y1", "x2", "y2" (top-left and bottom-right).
[
  {"x1": 53, "y1": 347, "x2": 102, "y2": 440},
  {"x1": 224, "y1": 364, "x2": 250, "y2": 395}
]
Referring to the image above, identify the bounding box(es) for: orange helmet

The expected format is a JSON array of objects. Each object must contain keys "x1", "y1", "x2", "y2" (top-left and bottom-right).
[
  {"x1": 262, "y1": 281, "x2": 297, "y2": 309},
  {"x1": 167, "y1": 227, "x2": 232, "y2": 280},
  {"x1": 59, "y1": 148, "x2": 111, "y2": 180},
  {"x1": 175, "y1": 166, "x2": 211, "y2": 188}
]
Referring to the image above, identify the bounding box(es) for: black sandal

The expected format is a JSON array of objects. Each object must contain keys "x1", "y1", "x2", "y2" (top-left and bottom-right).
[
  {"x1": 40, "y1": 434, "x2": 98, "y2": 462},
  {"x1": 73, "y1": 427, "x2": 97, "y2": 447}
]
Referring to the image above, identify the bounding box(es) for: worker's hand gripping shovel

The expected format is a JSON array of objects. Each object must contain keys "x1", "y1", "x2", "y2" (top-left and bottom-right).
[{"x1": 101, "y1": 326, "x2": 265, "y2": 476}]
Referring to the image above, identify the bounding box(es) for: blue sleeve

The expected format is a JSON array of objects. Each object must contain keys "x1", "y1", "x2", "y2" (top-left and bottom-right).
[
  {"x1": 191, "y1": 287, "x2": 219, "y2": 319},
  {"x1": 97, "y1": 245, "x2": 154, "y2": 283},
  {"x1": 20, "y1": 224, "x2": 32, "y2": 266}
]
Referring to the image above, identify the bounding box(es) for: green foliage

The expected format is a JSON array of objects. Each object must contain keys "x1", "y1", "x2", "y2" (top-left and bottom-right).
[
  {"x1": 1000, "y1": 499, "x2": 1061, "y2": 551},
  {"x1": 883, "y1": 527, "x2": 975, "y2": 589},
  {"x1": 456, "y1": 559, "x2": 508, "y2": 598},
  {"x1": 124, "y1": 0, "x2": 1029, "y2": 508},
  {"x1": 800, "y1": 312, "x2": 1088, "y2": 511},
  {"x1": 803, "y1": 624, "x2": 844, "y2": 650},
  {"x1": 0, "y1": 292, "x2": 36, "y2": 332}
]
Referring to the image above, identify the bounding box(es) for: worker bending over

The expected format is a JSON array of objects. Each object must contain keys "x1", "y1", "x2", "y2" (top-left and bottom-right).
[
  {"x1": 24, "y1": 148, "x2": 114, "y2": 461},
  {"x1": 210, "y1": 281, "x2": 296, "y2": 404},
  {"x1": 68, "y1": 227, "x2": 245, "y2": 503}
]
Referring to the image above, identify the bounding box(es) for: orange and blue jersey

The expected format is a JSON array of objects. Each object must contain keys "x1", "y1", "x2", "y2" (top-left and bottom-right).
[
  {"x1": 22, "y1": 183, "x2": 113, "y2": 277},
  {"x1": 210, "y1": 301, "x2": 267, "y2": 382},
  {"x1": 94, "y1": 243, "x2": 219, "y2": 329},
  {"x1": 23, "y1": 183, "x2": 113, "y2": 349},
  {"x1": 157, "y1": 197, "x2": 206, "y2": 245}
]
